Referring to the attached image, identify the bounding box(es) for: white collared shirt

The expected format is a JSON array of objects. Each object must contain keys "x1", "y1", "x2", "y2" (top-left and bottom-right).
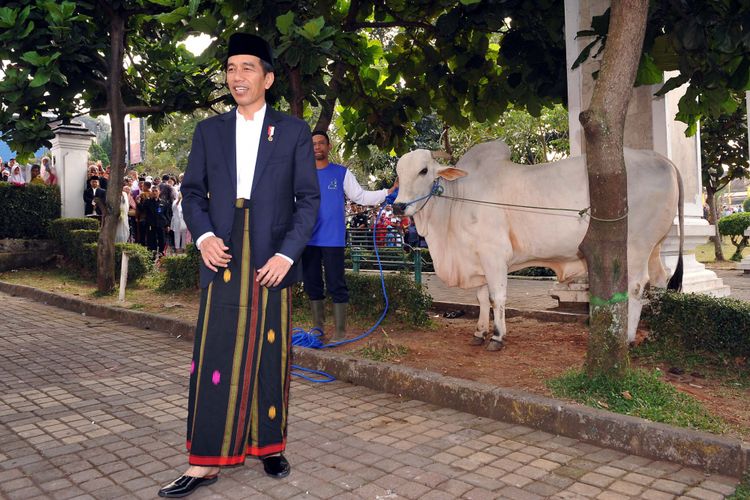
[{"x1": 235, "y1": 104, "x2": 266, "y2": 199}]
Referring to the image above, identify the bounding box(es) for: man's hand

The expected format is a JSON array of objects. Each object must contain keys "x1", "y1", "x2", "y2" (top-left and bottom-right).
[
  {"x1": 199, "y1": 236, "x2": 231, "y2": 272},
  {"x1": 256, "y1": 255, "x2": 292, "y2": 288}
]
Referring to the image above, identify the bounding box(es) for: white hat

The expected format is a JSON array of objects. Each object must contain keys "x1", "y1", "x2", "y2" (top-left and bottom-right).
[{"x1": 145, "y1": 176, "x2": 153, "y2": 183}]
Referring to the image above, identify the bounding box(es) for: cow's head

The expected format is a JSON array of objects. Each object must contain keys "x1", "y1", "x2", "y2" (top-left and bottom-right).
[{"x1": 393, "y1": 149, "x2": 468, "y2": 216}]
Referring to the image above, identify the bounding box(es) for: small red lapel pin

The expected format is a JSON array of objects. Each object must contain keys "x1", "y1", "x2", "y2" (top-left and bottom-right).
[{"x1": 267, "y1": 125, "x2": 275, "y2": 142}]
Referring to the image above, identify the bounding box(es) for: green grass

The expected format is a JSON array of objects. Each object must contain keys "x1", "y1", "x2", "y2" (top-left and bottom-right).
[
  {"x1": 632, "y1": 339, "x2": 750, "y2": 390},
  {"x1": 357, "y1": 340, "x2": 409, "y2": 362},
  {"x1": 695, "y1": 236, "x2": 750, "y2": 263},
  {"x1": 728, "y1": 473, "x2": 750, "y2": 499},
  {"x1": 547, "y1": 369, "x2": 727, "y2": 434}
]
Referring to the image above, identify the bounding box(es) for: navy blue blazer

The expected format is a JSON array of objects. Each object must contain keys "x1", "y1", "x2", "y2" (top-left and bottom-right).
[{"x1": 181, "y1": 107, "x2": 320, "y2": 289}]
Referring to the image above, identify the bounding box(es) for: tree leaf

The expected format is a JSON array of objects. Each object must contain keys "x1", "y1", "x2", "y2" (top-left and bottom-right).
[
  {"x1": 30, "y1": 70, "x2": 51, "y2": 88},
  {"x1": 459, "y1": 0, "x2": 482, "y2": 4},
  {"x1": 276, "y1": 11, "x2": 294, "y2": 35},
  {"x1": 635, "y1": 53, "x2": 663, "y2": 86},
  {"x1": 301, "y1": 17, "x2": 325, "y2": 40}
]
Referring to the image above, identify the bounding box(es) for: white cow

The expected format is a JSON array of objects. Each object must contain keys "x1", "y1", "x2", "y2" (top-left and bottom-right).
[{"x1": 393, "y1": 140, "x2": 684, "y2": 351}]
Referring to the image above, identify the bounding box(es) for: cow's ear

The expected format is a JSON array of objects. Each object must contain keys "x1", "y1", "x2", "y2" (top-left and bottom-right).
[{"x1": 437, "y1": 167, "x2": 468, "y2": 181}]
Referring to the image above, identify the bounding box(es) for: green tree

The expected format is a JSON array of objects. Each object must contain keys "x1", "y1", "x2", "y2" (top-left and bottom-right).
[
  {"x1": 145, "y1": 110, "x2": 217, "y2": 173},
  {"x1": 88, "y1": 141, "x2": 110, "y2": 166},
  {"x1": 0, "y1": 1, "x2": 226, "y2": 292},
  {"x1": 700, "y1": 94, "x2": 749, "y2": 261},
  {"x1": 718, "y1": 212, "x2": 750, "y2": 261}
]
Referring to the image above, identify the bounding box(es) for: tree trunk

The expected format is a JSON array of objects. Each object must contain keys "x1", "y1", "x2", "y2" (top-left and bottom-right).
[
  {"x1": 579, "y1": 0, "x2": 649, "y2": 378},
  {"x1": 287, "y1": 66, "x2": 304, "y2": 119},
  {"x1": 706, "y1": 186, "x2": 725, "y2": 261},
  {"x1": 314, "y1": 61, "x2": 346, "y2": 132},
  {"x1": 96, "y1": 10, "x2": 127, "y2": 293}
]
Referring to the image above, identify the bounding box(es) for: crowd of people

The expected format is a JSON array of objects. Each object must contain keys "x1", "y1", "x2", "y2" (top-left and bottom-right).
[
  {"x1": 80, "y1": 162, "x2": 190, "y2": 258},
  {"x1": 0, "y1": 156, "x2": 55, "y2": 186}
]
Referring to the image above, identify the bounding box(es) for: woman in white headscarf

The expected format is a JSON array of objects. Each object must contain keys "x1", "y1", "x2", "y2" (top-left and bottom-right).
[
  {"x1": 171, "y1": 191, "x2": 188, "y2": 252},
  {"x1": 115, "y1": 184, "x2": 131, "y2": 243},
  {"x1": 9, "y1": 166, "x2": 26, "y2": 185}
]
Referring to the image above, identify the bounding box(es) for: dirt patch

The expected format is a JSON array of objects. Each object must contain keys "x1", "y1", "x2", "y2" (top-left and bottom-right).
[{"x1": 2, "y1": 267, "x2": 748, "y2": 440}]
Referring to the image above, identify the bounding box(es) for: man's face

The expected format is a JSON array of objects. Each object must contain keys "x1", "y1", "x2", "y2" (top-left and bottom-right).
[
  {"x1": 139, "y1": 181, "x2": 145, "y2": 190},
  {"x1": 151, "y1": 187, "x2": 159, "y2": 198},
  {"x1": 312, "y1": 135, "x2": 331, "y2": 162},
  {"x1": 90, "y1": 179, "x2": 99, "y2": 189},
  {"x1": 226, "y1": 54, "x2": 274, "y2": 109}
]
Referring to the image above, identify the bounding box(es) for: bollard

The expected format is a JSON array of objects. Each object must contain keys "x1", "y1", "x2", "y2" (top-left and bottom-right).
[
  {"x1": 352, "y1": 248, "x2": 360, "y2": 273},
  {"x1": 118, "y1": 252, "x2": 129, "y2": 302},
  {"x1": 413, "y1": 248, "x2": 422, "y2": 285}
]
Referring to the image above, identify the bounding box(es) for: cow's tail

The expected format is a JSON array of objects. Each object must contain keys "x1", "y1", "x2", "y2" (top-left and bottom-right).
[{"x1": 667, "y1": 162, "x2": 684, "y2": 292}]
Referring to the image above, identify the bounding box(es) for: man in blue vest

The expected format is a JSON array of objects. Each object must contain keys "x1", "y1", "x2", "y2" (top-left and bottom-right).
[{"x1": 303, "y1": 131, "x2": 397, "y2": 340}]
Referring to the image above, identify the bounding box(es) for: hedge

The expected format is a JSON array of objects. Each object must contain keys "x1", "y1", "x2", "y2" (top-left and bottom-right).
[
  {"x1": 293, "y1": 271, "x2": 432, "y2": 327},
  {"x1": 645, "y1": 290, "x2": 750, "y2": 359},
  {"x1": 0, "y1": 183, "x2": 61, "y2": 239},
  {"x1": 49, "y1": 218, "x2": 99, "y2": 251},
  {"x1": 159, "y1": 244, "x2": 201, "y2": 291},
  {"x1": 50, "y1": 218, "x2": 152, "y2": 283},
  {"x1": 75, "y1": 242, "x2": 153, "y2": 283}
]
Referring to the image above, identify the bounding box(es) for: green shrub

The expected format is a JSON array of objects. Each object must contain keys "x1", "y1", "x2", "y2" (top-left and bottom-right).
[
  {"x1": 68, "y1": 229, "x2": 99, "y2": 268},
  {"x1": 743, "y1": 198, "x2": 750, "y2": 213},
  {"x1": 117, "y1": 243, "x2": 154, "y2": 283},
  {"x1": 718, "y1": 212, "x2": 750, "y2": 260},
  {"x1": 346, "y1": 271, "x2": 432, "y2": 327},
  {"x1": 159, "y1": 244, "x2": 201, "y2": 291},
  {"x1": 76, "y1": 242, "x2": 153, "y2": 283},
  {"x1": 0, "y1": 183, "x2": 61, "y2": 239},
  {"x1": 49, "y1": 218, "x2": 99, "y2": 252},
  {"x1": 645, "y1": 290, "x2": 750, "y2": 359}
]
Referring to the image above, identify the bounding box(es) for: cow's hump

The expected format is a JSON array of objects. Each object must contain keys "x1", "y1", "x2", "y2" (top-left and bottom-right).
[{"x1": 459, "y1": 139, "x2": 511, "y2": 169}]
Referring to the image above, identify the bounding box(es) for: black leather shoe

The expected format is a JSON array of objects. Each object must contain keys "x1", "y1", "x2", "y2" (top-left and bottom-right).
[
  {"x1": 157, "y1": 474, "x2": 219, "y2": 498},
  {"x1": 261, "y1": 454, "x2": 290, "y2": 478}
]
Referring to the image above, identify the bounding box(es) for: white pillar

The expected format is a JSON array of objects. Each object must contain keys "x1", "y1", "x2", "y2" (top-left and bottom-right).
[
  {"x1": 49, "y1": 122, "x2": 95, "y2": 218},
  {"x1": 557, "y1": 0, "x2": 729, "y2": 305}
]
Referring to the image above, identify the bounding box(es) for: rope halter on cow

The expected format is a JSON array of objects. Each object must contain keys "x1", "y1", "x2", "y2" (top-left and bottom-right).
[
  {"x1": 398, "y1": 177, "x2": 628, "y2": 223},
  {"x1": 397, "y1": 178, "x2": 444, "y2": 212}
]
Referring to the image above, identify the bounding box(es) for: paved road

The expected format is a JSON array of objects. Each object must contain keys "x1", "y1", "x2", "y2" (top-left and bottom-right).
[
  {"x1": 423, "y1": 269, "x2": 750, "y2": 309},
  {"x1": 0, "y1": 293, "x2": 739, "y2": 499}
]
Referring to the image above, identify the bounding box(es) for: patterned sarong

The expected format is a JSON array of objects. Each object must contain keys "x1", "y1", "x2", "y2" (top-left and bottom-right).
[{"x1": 186, "y1": 199, "x2": 292, "y2": 466}]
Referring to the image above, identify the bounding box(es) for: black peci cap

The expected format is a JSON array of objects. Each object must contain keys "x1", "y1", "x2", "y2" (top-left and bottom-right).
[{"x1": 226, "y1": 33, "x2": 273, "y2": 68}]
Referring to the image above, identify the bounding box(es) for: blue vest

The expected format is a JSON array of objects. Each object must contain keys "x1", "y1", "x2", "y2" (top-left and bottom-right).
[{"x1": 308, "y1": 163, "x2": 347, "y2": 247}]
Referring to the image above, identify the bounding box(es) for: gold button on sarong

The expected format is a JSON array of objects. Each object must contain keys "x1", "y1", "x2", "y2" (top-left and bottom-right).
[
  {"x1": 267, "y1": 328, "x2": 276, "y2": 344},
  {"x1": 223, "y1": 269, "x2": 231, "y2": 283},
  {"x1": 268, "y1": 405, "x2": 277, "y2": 420}
]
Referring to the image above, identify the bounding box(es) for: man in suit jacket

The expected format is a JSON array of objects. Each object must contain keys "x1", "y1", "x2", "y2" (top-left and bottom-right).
[
  {"x1": 82, "y1": 176, "x2": 106, "y2": 222},
  {"x1": 158, "y1": 33, "x2": 319, "y2": 498}
]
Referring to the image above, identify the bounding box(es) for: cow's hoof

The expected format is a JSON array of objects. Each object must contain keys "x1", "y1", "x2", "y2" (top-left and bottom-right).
[
  {"x1": 469, "y1": 336, "x2": 484, "y2": 346},
  {"x1": 486, "y1": 340, "x2": 505, "y2": 351}
]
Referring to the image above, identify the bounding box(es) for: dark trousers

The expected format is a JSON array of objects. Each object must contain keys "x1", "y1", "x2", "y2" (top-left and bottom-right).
[
  {"x1": 301, "y1": 245, "x2": 348, "y2": 303},
  {"x1": 146, "y1": 225, "x2": 165, "y2": 255},
  {"x1": 187, "y1": 201, "x2": 291, "y2": 466}
]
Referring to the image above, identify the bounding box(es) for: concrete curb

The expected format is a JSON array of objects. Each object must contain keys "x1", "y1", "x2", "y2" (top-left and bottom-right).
[{"x1": 1, "y1": 280, "x2": 747, "y2": 477}]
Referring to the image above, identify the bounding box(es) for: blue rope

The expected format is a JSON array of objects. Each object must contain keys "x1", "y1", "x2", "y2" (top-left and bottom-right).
[{"x1": 291, "y1": 201, "x2": 395, "y2": 382}]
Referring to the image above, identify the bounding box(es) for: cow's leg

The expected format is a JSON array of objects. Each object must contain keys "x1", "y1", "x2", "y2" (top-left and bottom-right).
[
  {"x1": 470, "y1": 285, "x2": 490, "y2": 346},
  {"x1": 627, "y1": 264, "x2": 650, "y2": 343},
  {"x1": 485, "y1": 269, "x2": 509, "y2": 352},
  {"x1": 647, "y1": 242, "x2": 669, "y2": 288}
]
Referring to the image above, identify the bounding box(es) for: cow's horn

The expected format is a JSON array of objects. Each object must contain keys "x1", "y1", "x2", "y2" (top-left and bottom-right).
[{"x1": 431, "y1": 150, "x2": 452, "y2": 161}]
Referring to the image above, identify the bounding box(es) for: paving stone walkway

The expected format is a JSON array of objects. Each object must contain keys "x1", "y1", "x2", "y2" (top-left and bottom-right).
[{"x1": 0, "y1": 292, "x2": 740, "y2": 499}]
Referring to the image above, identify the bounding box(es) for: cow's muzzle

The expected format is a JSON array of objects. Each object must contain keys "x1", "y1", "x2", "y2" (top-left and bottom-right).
[{"x1": 392, "y1": 203, "x2": 407, "y2": 215}]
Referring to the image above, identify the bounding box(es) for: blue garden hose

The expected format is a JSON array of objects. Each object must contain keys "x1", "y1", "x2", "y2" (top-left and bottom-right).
[{"x1": 291, "y1": 190, "x2": 399, "y2": 383}]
